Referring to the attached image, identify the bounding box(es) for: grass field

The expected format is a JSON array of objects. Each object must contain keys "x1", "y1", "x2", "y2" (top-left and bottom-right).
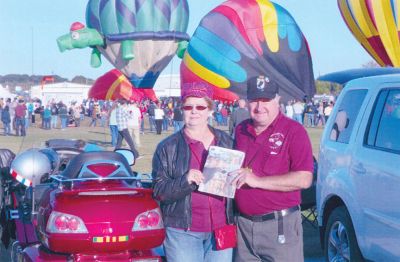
[{"x1": 0, "y1": 118, "x2": 324, "y2": 174}]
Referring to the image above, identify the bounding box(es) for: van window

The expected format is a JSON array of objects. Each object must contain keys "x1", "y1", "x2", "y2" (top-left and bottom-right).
[
  {"x1": 329, "y1": 89, "x2": 367, "y2": 143},
  {"x1": 366, "y1": 89, "x2": 400, "y2": 153}
]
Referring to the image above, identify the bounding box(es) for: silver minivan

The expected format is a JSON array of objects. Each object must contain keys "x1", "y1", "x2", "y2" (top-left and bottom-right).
[{"x1": 317, "y1": 74, "x2": 400, "y2": 261}]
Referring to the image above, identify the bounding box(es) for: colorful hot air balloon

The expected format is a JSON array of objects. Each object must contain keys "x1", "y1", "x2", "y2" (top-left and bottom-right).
[
  {"x1": 180, "y1": 0, "x2": 315, "y2": 101},
  {"x1": 213, "y1": 87, "x2": 239, "y2": 103},
  {"x1": 57, "y1": 0, "x2": 189, "y2": 89},
  {"x1": 338, "y1": 0, "x2": 400, "y2": 67},
  {"x1": 89, "y1": 69, "x2": 157, "y2": 101}
]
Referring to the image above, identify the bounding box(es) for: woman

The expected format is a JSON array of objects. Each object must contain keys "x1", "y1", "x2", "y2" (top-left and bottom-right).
[
  {"x1": 152, "y1": 82, "x2": 234, "y2": 262},
  {"x1": 89, "y1": 104, "x2": 99, "y2": 127},
  {"x1": 153, "y1": 101, "x2": 164, "y2": 135},
  {"x1": 43, "y1": 105, "x2": 51, "y2": 130},
  {"x1": 108, "y1": 103, "x2": 118, "y2": 147}
]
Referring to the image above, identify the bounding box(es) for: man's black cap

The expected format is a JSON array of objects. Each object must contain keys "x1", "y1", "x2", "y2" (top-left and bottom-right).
[{"x1": 247, "y1": 75, "x2": 279, "y2": 101}]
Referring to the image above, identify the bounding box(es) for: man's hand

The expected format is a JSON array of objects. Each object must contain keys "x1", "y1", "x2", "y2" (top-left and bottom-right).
[
  {"x1": 187, "y1": 169, "x2": 204, "y2": 185},
  {"x1": 230, "y1": 168, "x2": 259, "y2": 189}
]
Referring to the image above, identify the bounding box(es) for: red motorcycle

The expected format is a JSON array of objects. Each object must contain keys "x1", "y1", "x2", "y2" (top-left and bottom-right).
[{"x1": 1, "y1": 142, "x2": 164, "y2": 261}]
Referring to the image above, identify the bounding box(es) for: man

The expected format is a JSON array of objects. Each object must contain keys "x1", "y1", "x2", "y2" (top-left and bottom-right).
[
  {"x1": 58, "y1": 102, "x2": 69, "y2": 130},
  {"x1": 9, "y1": 97, "x2": 18, "y2": 132},
  {"x1": 324, "y1": 101, "x2": 334, "y2": 122},
  {"x1": 26, "y1": 100, "x2": 34, "y2": 128},
  {"x1": 229, "y1": 99, "x2": 250, "y2": 136},
  {"x1": 231, "y1": 75, "x2": 314, "y2": 262},
  {"x1": 14, "y1": 99, "x2": 27, "y2": 136},
  {"x1": 127, "y1": 101, "x2": 141, "y2": 148},
  {"x1": 50, "y1": 102, "x2": 59, "y2": 129},
  {"x1": 172, "y1": 102, "x2": 184, "y2": 132},
  {"x1": 73, "y1": 103, "x2": 81, "y2": 127},
  {"x1": 115, "y1": 99, "x2": 139, "y2": 158},
  {"x1": 292, "y1": 99, "x2": 304, "y2": 125},
  {"x1": 304, "y1": 101, "x2": 316, "y2": 128},
  {"x1": 285, "y1": 100, "x2": 294, "y2": 119},
  {"x1": 147, "y1": 101, "x2": 156, "y2": 132}
]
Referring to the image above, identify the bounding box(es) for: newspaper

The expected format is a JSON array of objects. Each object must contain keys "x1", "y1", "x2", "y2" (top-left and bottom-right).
[{"x1": 198, "y1": 146, "x2": 245, "y2": 198}]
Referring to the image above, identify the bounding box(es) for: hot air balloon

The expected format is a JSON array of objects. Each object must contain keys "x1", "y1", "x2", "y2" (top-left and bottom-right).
[
  {"x1": 338, "y1": 0, "x2": 400, "y2": 67},
  {"x1": 180, "y1": 0, "x2": 315, "y2": 102},
  {"x1": 57, "y1": 0, "x2": 189, "y2": 89},
  {"x1": 89, "y1": 69, "x2": 158, "y2": 101}
]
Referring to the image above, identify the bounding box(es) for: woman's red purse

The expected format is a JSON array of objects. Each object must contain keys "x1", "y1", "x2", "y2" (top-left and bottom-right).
[{"x1": 214, "y1": 224, "x2": 237, "y2": 250}]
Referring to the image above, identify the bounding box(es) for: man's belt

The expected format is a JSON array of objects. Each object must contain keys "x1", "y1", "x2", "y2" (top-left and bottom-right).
[{"x1": 239, "y1": 206, "x2": 299, "y2": 222}]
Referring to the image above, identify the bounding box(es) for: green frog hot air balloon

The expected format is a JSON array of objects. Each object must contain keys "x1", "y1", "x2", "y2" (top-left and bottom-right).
[{"x1": 57, "y1": 0, "x2": 189, "y2": 88}]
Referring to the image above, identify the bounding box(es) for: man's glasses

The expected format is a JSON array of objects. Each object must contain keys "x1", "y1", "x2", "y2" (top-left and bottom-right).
[{"x1": 181, "y1": 105, "x2": 208, "y2": 111}]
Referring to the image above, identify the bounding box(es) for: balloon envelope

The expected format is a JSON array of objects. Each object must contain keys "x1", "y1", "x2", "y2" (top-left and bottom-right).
[
  {"x1": 212, "y1": 87, "x2": 239, "y2": 103},
  {"x1": 180, "y1": 0, "x2": 315, "y2": 102},
  {"x1": 338, "y1": 0, "x2": 400, "y2": 67},
  {"x1": 180, "y1": 61, "x2": 239, "y2": 102},
  {"x1": 89, "y1": 69, "x2": 157, "y2": 101},
  {"x1": 86, "y1": 0, "x2": 190, "y2": 88}
]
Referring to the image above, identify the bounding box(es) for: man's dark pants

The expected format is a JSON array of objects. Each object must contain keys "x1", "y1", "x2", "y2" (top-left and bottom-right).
[
  {"x1": 15, "y1": 117, "x2": 26, "y2": 136},
  {"x1": 115, "y1": 128, "x2": 139, "y2": 158}
]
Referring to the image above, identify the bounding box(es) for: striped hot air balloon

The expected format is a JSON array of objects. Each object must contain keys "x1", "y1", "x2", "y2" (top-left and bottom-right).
[
  {"x1": 338, "y1": 0, "x2": 400, "y2": 67},
  {"x1": 89, "y1": 69, "x2": 158, "y2": 102}
]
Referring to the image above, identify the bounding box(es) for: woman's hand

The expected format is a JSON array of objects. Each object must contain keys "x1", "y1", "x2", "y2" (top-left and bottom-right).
[
  {"x1": 230, "y1": 168, "x2": 259, "y2": 189},
  {"x1": 187, "y1": 169, "x2": 204, "y2": 185}
]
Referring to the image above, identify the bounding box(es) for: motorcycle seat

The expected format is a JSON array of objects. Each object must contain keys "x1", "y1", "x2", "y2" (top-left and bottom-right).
[{"x1": 59, "y1": 151, "x2": 133, "y2": 179}]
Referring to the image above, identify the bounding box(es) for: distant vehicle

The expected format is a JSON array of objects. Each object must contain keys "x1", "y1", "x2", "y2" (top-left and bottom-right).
[{"x1": 317, "y1": 74, "x2": 400, "y2": 261}]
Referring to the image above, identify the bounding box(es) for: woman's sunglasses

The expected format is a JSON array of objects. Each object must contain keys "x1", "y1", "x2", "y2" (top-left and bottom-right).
[{"x1": 181, "y1": 105, "x2": 208, "y2": 111}]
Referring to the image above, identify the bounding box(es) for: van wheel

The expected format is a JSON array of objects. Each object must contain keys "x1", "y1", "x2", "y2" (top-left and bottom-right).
[{"x1": 324, "y1": 206, "x2": 364, "y2": 262}]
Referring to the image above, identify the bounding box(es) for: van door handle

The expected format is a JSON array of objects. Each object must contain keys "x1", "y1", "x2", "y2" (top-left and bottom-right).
[{"x1": 353, "y1": 163, "x2": 366, "y2": 174}]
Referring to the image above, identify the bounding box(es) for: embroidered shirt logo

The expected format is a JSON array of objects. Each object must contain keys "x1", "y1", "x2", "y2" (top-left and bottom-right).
[{"x1": 268, "y1": 132, "x2": 284, "y2": 155}]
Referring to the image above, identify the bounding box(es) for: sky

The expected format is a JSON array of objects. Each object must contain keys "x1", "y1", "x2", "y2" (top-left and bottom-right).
[{"x1": 0, "y1": 0, "x2": 373, "y2": 81}]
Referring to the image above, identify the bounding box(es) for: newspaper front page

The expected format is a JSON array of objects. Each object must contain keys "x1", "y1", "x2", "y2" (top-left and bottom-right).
[{"x1": 198, "y1": 146, "x2": 245, "y2": 198}]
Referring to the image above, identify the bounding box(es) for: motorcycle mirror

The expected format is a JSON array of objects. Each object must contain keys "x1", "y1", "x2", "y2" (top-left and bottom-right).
[{"x1": 114, "y1": 149, "x2": 135, "y2": 166}]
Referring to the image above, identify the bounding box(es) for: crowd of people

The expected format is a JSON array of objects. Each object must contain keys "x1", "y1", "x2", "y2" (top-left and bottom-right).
[
  {"x1": 283, "y1": 99, "x2": 334, "y2": 128},
  {"x1": 0, "y1": 94, "x2": 334, "y2": 140}
]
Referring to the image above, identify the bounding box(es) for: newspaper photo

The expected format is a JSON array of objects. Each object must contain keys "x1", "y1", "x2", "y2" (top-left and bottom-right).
[{"x1": 198, "y1": 146, "x2": 245, "y2": 198}]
